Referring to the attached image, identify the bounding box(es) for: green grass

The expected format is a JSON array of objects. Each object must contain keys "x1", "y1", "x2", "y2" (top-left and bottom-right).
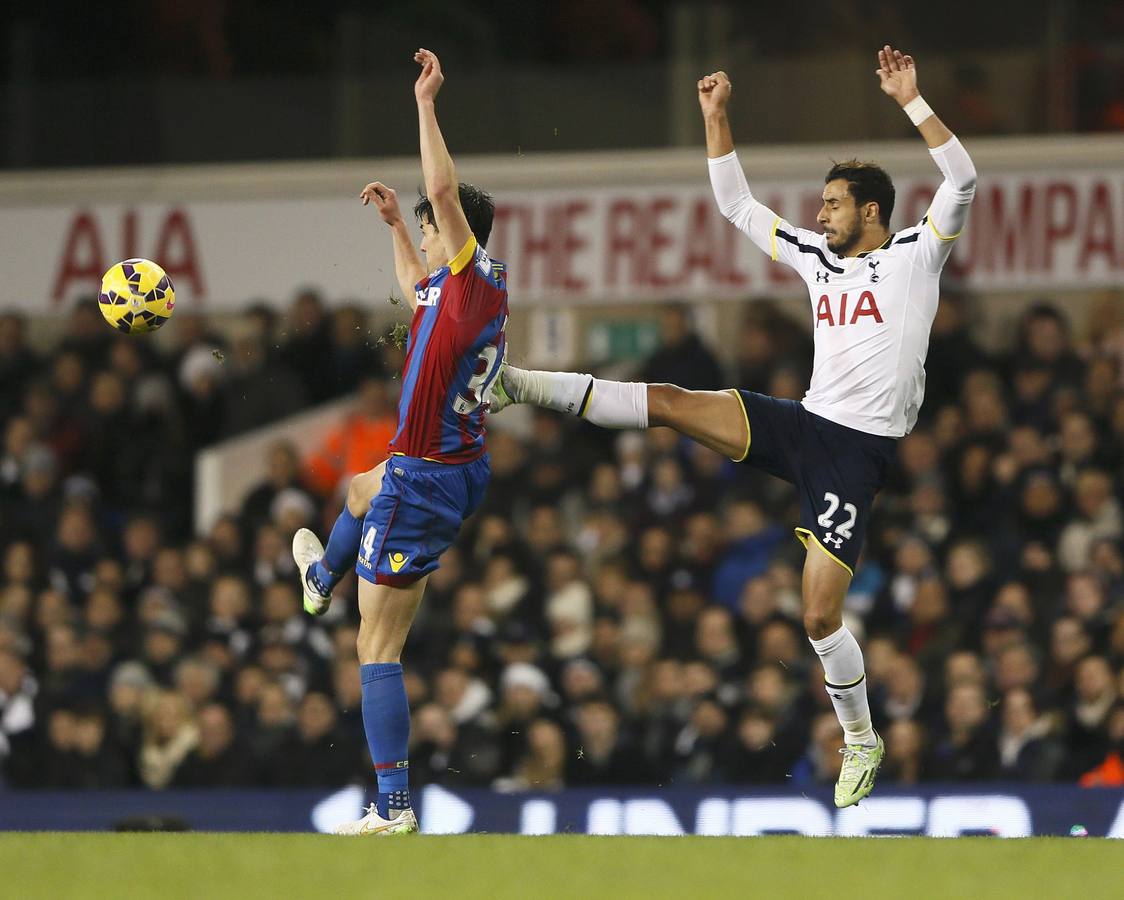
[{"x1": 1, "y1": 834, "x2": 1121, "y2": 900}]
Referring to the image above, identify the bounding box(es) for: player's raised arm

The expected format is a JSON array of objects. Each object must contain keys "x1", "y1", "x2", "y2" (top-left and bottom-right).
[
  {"x1": 877, "y1": 45, "x2": 977, "y2": 271},
  {"x1": 360, "y1": 181, "x2": 427, "y2": 310},
  {"x1": 699, "y1": 71, "x2": 819, "y2": 273},
  {"x1": 699, "y1": 71, "x2": 735, "y2": 159},
  {"x1": 413, "y1": 48, "x2": 475, "y2": 271}
]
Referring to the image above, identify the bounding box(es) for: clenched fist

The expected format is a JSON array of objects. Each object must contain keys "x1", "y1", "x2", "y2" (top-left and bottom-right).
[{"x1": 698, "y1": 71, "x2": 732, "y2": 116}]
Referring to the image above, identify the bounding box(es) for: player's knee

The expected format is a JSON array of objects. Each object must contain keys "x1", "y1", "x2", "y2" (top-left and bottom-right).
[
  {"x1": 803, "y1": 608, "x2": 841, "y2": 641},
  {"x1": 356, "y1": 620, "x2": 401, "y2": 665},
  {"x1": 647, "y1": 383, "x2": 691, "y2": 426},
  {"x1": 346, "y1": 475, "x2": 369, "y2": 518}
]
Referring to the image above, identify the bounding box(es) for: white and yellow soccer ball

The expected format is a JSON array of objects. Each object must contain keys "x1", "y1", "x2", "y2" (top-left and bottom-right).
[{"x1": 98, "y1": 259, "x2": 176, "y2": 334}]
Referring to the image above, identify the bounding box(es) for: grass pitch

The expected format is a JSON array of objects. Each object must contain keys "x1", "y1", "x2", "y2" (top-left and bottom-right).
[{"x1": 2, "y1": 833, "x2": 1120, "y2": 899}]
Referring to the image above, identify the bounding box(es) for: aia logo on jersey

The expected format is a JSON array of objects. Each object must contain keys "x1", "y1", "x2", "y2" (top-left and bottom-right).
[
  {"x1": 416, "y1": 286, "x2": 441, "y2": 307},
  {"x1": 815, "y1": 291, "x2": 883, "y2": 328}
]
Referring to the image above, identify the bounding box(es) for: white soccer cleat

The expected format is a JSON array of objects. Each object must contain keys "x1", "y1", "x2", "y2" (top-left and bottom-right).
[
  {"x1": 334, "y1": 804, "x2": 419, "y2": 836},
  {"x1": 292, "y1": 527, "x2": 332, "y2": 617}
]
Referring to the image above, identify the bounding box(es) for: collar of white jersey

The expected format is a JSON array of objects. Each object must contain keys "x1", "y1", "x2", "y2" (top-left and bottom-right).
[{"x1": 854, "y1": 234, "x2": 894, "y2": 259}]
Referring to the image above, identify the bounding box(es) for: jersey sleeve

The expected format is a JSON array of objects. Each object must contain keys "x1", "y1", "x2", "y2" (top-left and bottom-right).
[
  {"x1": 708, "y1": 150, "x2": 828, "y2": 280},
  {"x1": 445, "y1": 236, "x2": 508, "y2": 319},
  {"x1": 912, "y1": 136, "x2": 977, "y2": 273}
]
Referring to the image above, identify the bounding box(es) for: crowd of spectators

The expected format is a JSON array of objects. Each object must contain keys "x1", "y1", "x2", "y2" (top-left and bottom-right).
[{"x1": 1, "y1": 289, "x2": 1123, "y2": 795}]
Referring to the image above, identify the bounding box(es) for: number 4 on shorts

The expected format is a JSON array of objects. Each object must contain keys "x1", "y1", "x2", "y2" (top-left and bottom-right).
[{"x1": 361, "y1": 526, "x2": 377, "y2": 561}]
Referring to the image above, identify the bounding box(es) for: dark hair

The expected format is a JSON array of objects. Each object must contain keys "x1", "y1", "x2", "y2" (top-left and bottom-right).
[
  {"x1": 414, "y1": 183, "x2": 495, "y2": 248},
  {"x1": 824, "y1": 160, "x2": 895, "y2": 228}
]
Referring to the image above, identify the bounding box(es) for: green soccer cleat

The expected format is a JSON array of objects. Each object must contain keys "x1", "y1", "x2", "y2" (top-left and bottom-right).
[
  {"x1": 834, "y1": 732, "x2": 884, "y2": 808},
  {"x1": 486, "y1": 355, "x2": 514, "y2": 414}
]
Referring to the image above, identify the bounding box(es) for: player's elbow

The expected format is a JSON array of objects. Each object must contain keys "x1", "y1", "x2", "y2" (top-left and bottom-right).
[
  {"x1": 712, "y1": 193, "x2": 755, "y2": 227},
  {"x1": 428, "y1": 179, "x2": 458, "y2": 204},
  {"x1": 716, "y1": 201, "x2": 740, "y2": 222},
  {"x1": 956, "y1": 162, "x2": 978, "y2": 194}
]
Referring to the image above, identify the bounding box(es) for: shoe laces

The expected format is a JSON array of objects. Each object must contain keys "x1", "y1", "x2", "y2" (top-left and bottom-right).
[
  {"x1": 839, "y1": 744, "x2": 874, "y2": 765},
  {"x1": 362, "y1": 803, "x2": 377, "y2": 818}
]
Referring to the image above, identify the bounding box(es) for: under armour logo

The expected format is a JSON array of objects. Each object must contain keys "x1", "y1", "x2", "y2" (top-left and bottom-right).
[
  {"x1": 823, "y1": 533, "x2": 843, "y2": 549},
  {"x1": 868, "y1": 260, "x2": 881, "y2": 282},
  {"x1": 815, "y1": 271, "x2": 830, "y2": 283}
]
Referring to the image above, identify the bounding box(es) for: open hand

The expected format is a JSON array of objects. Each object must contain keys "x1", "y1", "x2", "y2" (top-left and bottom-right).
[
  {"x1": 698, "y1": 71, "x2": 732, "y2": 115},
  {"x1": 359, "y1": 181, "x2": 403, "y2": 226},
  {"x1": 876, "y1": 45, "x2": 919, "y2": 105},
  {"x1": 414, "y1": 48, "x2": 444, "y2": 103}
]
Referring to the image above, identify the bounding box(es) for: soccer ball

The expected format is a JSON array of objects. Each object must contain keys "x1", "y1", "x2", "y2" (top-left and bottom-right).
[{"x1": 98, "y1": 259, "x2": 176, "y2": 334}]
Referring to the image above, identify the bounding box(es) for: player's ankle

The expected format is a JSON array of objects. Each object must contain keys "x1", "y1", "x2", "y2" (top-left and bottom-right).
[{"x1": 501, "y1": 365, "x2": 525, "y2": 403}]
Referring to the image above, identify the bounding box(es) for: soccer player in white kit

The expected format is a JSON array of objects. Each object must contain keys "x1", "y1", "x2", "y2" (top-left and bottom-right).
[{"x1": 490, "y1": 46, "x2": 976, "y2": 806}]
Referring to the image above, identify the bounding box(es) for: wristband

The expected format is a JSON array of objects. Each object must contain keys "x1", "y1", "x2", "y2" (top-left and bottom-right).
[{"x1": 903, "y1": 95, "x2": 934, "y2": 126}]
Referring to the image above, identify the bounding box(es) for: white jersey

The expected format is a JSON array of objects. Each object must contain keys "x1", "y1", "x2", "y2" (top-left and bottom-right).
[{"x1": 709, "y1": 137, "x2": 976, "y2": 438}]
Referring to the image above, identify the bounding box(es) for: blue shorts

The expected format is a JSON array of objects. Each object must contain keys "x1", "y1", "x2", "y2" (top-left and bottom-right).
[
  {"x1": 735, "y1": 391, "x2": 896, "y2": 574},
  {"x1": 356, "y1": 454, "x2": 490, "y2": 587}
]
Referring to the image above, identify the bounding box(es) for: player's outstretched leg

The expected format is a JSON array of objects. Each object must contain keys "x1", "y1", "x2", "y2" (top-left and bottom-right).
[
  {"x1": 294, "y1": 463, "x2": 385, "y2": 616},
  {"x1": 492, "y1": 365, "x2": 648, "y2": 426},
  {"x1": 492, "y1": 365, "x2": 748, "y2": 459},
  {"x1": 334, "y1": 575, "x2": 425, "y2": 836},
  {"x1": 803, "y1": 544, "x2": 883, "y2": 807}
]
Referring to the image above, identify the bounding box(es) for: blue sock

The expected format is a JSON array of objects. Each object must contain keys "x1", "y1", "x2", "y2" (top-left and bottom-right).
[
  {"x1": 360, "y1": 662, "x2": 411, "y2": 818},
  {"x1": 309, "y1": 507, "x2": 363, "y2": 595}
]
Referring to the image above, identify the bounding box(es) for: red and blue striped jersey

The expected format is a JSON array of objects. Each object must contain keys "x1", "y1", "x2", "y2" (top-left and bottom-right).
[{"x1": 388, "y1": 236, "x2": 508, "y2": 464}]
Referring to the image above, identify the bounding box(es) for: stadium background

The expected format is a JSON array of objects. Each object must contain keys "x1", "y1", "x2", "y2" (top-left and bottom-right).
[{"x1": 2, "y1": 1, "x2": 1124, "y2": 838}]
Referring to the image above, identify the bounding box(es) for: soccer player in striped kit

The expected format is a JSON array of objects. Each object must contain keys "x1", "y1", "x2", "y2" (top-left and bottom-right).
[
  {"x1": 294, "y1": 48, "x2": 507, "y2": 835},
  {"x1": 491, "y1": 46, "x2": 976, "y2": 807}
]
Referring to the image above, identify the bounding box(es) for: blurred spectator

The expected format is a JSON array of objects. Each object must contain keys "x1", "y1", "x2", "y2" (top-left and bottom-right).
[
  {"x1": 567, "y1": 698, "x2": 644, "y2": 785},
  {"x1": 279, "y1": 289, "x2": 334, "y2": 403},
  {"x1": 0, "y1": 313, "x2": 40, "y2": 423},
  {"x1": 304, "y1": 379, "x2": 397, "y2": 497},
  {"x1": 927, "y1": 683, "x2": 998, "y2": 780},
  {"x1": 175, "y1": 703, "x2": 254, "y2": 787},
  {"x1": 325, "y1": 305, "x2": 386, "y2": 397},
  {"x1": 719, "y1": 706, "x2": 797, "y2": 783},
  {"x1": 0, "y1": 648, "x2": 37, "y2": 785},
  {"x1": 274, "y1": 692, "x2": 362, "y2": 787},
  {"x1": 638, "y1": 303, "x2": 724, "y2": 392},
  {"x1": 506, "y1": 718, "x2": 567, "y2": 791},
  {"x1": 1079, "y1": 704, "x2": 1124, "y2": 787},
  {"x1": 735, "y1": 301, "x2": 813, "y2": 396},
  {"x1": 240, "y1": 442, "x2": 305, "y2": 537},
  {"x1": 997, "y1": 688, "x2": 1062, "y2": 781},
  {"x1": 923, "y1": 294, "x2": 988, "y2": 414},
  {"x1": 670, "y1": 696, "x2": 729, "y2": 783},
  {"x1": 221, "y1": 333, "x2": 308, "y2": 437},
  {"x1": 883, "y1": 719, "x2": 925, "y2": 783},
  {"x1": 138, "y1": 691, "x2": 198, "y2": 789},
  {"x1": 64, "y1": 705, "x2": 130, "y2": 788},
  {"x1": 792, "y1": 711, "x2": 845, "y2": 786},
  {"x1": 1059, "y1": 655, "x2": 1118, "y2": 779}
]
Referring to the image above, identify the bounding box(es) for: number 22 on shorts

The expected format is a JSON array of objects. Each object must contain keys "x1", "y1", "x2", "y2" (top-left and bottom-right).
[{"x1": 817, "y1": 492, "x2": 857, "y2": 540}]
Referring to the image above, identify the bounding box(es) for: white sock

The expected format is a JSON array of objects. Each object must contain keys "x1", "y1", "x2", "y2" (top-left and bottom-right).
[
  {"x1": 505, "y1": 368, "x2": 648, "y2": 428},
  {"x1": 584, "y1": 379, "x2": 648, "y2": 428},
  {"x1": 505, "y1": 367, "x2": 590, "y2": 415},
  {"x1": 809, "y1": 625, "x2": 876, "y2": 747}
]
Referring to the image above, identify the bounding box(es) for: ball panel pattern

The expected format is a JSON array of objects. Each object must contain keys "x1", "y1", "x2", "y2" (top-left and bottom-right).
[{"x1": 97, "y1": 259, "x2": 177, "y2": 335}]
